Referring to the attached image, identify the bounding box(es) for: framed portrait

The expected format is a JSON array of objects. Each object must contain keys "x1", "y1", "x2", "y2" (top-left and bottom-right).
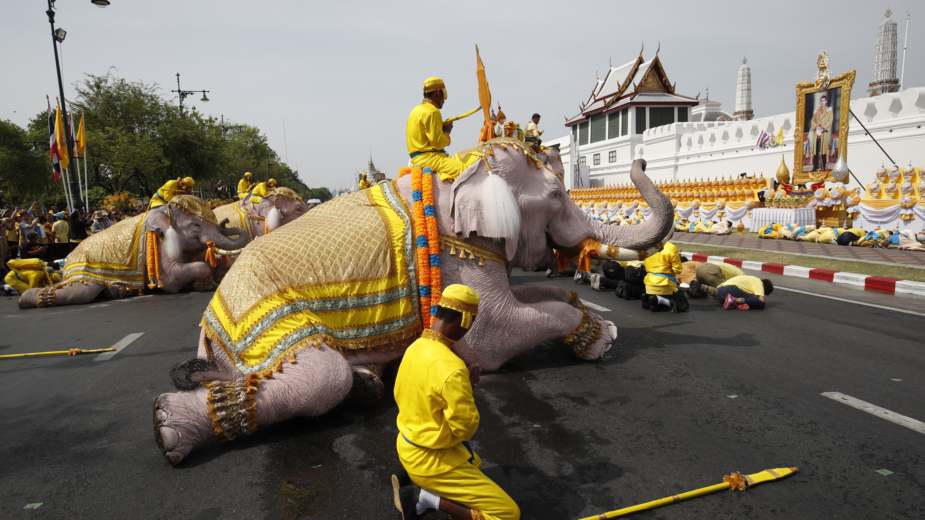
[{"x1": 793, "y1": 69, "x2": 855, "y2": 185}]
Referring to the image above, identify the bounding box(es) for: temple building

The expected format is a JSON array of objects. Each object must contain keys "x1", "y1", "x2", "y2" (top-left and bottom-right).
[
  {"x1": 869, "y1": 9, "x2": 900, "y2": 96},
  {"x1": 733, "y1": 58, "x2": 754, "y2": 120},
  {"x1": 564, "y1": 50, "x2": 699, "y2": 177}
]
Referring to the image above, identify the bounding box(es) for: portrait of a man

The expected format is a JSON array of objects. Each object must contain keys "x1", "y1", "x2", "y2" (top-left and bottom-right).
[{"x1": 801, "y1": 87, "x2": 841, "y2": 172}]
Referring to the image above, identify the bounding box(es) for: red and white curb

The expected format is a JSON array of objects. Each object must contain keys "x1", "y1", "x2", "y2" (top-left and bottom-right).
[{"x1": 682, "y1": 252, "x2": 925, "y2": 297}]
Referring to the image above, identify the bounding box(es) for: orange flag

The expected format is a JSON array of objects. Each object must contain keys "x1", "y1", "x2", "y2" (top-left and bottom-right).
[
  {"x1": 54, "y1": 102, "x2": 70, "y2": 171},
  {"x1": 75, "y1": 112, "x2": 87, "y2": 157},
  {"x1": 476, "y1": 45, "x2": 494, "y2": 142}
]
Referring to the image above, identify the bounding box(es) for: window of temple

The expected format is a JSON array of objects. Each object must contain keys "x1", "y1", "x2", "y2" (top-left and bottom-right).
[
  {"x1": 678, "y1": 107, "x2": 689, "y2": 123},
  {"x1": 649, "y1": 107, "x2": 675, "y2": 128},
  {"x1": 593, "y1": 153, "x2": 600, "y2": 166},
  {"x1": 579, "y1": 121, "x2": 590, "y2": 145},
  {"x1": 608, "y1": 150, "x2": 616, "y2": 163},
  {"x1": 571, "y1": 125, "x2": 578, "y2": 143},
  {"x1": 620, "y1": 109, "x2": 628, "y2": 135},
  {"x1": 635, "y1": 107, "x2": 647, "y2": 134},
  {"x1": 607, "y1": 111, "x2": 621, "y2": 139},
  {"x1": 579, "y1": 155, "x2": 587, "y2": 166},
  {"x1": 590, "y1": 114, "x2": 606, "y2": 142}
]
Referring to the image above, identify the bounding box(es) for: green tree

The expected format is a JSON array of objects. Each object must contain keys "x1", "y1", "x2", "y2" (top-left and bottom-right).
[{"x1": 0, "y1": 119, "x2": 54, "y2": 206}]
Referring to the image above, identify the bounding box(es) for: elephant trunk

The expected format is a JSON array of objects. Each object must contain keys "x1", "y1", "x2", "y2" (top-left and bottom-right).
[
  {"x1": 595, "y1": 159, "x2": 673, "y2": 250},
  {"x1": 203, "y1": 227, "x2": 250, "y2": 251}
]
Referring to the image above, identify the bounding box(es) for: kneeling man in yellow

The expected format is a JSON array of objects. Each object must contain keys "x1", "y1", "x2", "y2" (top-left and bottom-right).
[
  {"x1": 688, "y1": 261, "x2": 743, "y2": 298},
  {"x1": 641, "y1": 242, "x2": 688, "y2": 312},
  {"x1": 150, "y1": 177, "x2": 195, "y2": 208},
  {"x1": 392, "y1": 284, "x2": 520, "y2": 520},
  {"x1": 717, "y1": 275, "x2": 773, "y2": 311},
  {"x1": 406, "y1": 77, "x2": 480, "y2": 182}
]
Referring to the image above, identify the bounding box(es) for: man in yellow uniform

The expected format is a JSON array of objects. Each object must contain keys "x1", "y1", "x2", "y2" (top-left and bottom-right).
[
  {"x1": 688, "y1": 261, "x2": 744, "y2": 298},
  {"x1": 717, "y1": 275, "x2": 773, "y2": 311},
  {"x1": 237, "y1": 172, "x2": 254, "y2": 199},
  {"x1": 391, "y1": 284, "x2": 520, "y2": 520},
  {"x1": 51, "y1": 212, "x2": 70, "y2": 244},
  {"x1": 641, "y1": 241, "x2": 687, "y2": 312},
  {"x1": 406, "y1": 77, "x2": 480, "y2": 182},
  {"x1": 149, "y1": 178, "x2": 182, "y2": 208},
  {"x1": 249, "y1": 178, "x2": 278, "y2": 203}
]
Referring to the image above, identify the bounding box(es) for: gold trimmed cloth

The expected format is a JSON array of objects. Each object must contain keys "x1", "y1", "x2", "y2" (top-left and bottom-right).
[
  {"x1": 61, "y1": 213, "x2": 147, "y2": 289},
  {"x1": 202, "y1": 181, "x2": 420, "y2": 375},
  {"x1": 214, "y1": 201, "x2": 257, "y2": 239}
]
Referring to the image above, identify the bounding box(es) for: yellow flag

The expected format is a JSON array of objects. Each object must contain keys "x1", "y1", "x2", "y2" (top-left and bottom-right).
[
  {"x1": 775, "y1": 127, "x2": 784, "y2": 146},
  {"x1": 475, "y1": 45, "x2": 493, "y2": 141},
  {"x1": 75, "y1": 113, "x2": 87, "y2": 157},
  {"x1": 55, "y1": 102, "x2": 70, "y2": 171}
]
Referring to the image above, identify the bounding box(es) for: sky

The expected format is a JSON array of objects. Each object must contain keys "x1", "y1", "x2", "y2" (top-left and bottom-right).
[{"x1": 2, "y1": 0, "x2": 922, "y2": 192}]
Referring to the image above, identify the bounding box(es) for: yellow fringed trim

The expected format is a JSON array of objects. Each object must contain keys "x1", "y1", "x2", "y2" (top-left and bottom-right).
[{"x1": 439, "y1": 235, "x2": 506, "y2": 267}]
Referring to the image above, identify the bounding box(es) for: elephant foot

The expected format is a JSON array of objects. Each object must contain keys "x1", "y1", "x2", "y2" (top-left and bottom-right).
[
  {"x1": 17, "y1": 289, "x2": 39, "y2": 309},
  {"x1": 347, "y1": 366, "x2": 385, "y2": 407},
  {"x1": 154, "y1": 389, "x2": 211, "y2": 466},
  {"x1": 571, "y1": 317, "x2": 618, "y2": 361}
]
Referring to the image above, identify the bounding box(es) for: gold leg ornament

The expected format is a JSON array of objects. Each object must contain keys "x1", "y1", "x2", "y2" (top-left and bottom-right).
[
  {"x1": 206, "y1": 375, "x2": 261, "y2": 441},
  {"x1": 562, "y1": 294, "x2": 602, "y2": 358},
  {"x1": 580, "y1": 467, "x2": 798, "y2": 519},
  {"x1": 37, "y1": 286, "x2": 57, "y2": 307}
]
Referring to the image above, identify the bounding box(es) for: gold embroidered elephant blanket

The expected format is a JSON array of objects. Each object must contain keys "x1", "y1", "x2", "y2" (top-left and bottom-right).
[
  {"x1": 61, "y1": 213, "x2": 147, "y2": 290},
  {"x1": 202, "y1": 182, "x2": 421, "y2": 375}
]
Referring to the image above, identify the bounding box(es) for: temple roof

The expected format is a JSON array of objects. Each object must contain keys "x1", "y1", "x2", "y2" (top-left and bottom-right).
[{"x1": 567, "y1": 50, "x2": 697, "y2": 126}]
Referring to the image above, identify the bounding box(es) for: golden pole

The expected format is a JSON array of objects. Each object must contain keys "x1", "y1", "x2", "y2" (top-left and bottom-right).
[
  {"x1": 579, "y1": 467, "x2": 798, "y2": 520},
  {"x1": 0, "y1": 347, "x2": 116, "y2": 360}
]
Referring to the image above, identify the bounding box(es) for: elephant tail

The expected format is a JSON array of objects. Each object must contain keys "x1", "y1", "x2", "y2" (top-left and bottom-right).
[{"x1": 170, "y1": 358, "x2": 229, "y2": 390}]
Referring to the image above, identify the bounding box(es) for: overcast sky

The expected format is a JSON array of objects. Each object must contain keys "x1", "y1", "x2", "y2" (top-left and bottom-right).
[{"x1": 2, "y1": 0, "x2": 922, "y2": 191}]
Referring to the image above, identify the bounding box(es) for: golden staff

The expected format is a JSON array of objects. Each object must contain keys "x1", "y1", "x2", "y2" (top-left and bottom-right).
[
  {"x1": 579, "y1": 467, "x2": 798, "y2": 520},
  {"x1": 0, "y1": 347, "x2": 116, "y2": 360},
  {"x1": 444, "y1": 106, "x2": 481, "y2": 124}
]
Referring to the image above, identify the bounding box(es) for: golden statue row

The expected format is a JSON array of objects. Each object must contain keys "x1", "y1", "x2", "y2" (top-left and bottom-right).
[{"x1": 572, "y1": 175, "x2": 766, "y2": 205}]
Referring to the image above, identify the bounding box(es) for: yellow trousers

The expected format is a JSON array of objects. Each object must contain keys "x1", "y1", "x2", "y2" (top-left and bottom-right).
[
  {"x1": 4, "y1": 269, "x2": 52, "y2": 294},
  {"x1": 410, "y1": 151, "x2": 481, "y2": 182},
  {"x1": 408, "y1": 458, "x2": 520, "y2": 520}
]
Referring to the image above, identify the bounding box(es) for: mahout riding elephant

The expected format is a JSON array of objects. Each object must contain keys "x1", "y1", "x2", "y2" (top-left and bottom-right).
[
  {"x1": 154, "y1": 139, "x2": 673, "y2": 465},
  {"x1": 19, "y1": 195, "x2": 249, "y2": 308},
  {"x1": 212, "y1": 187, "x2": 311, "y2": 242}
]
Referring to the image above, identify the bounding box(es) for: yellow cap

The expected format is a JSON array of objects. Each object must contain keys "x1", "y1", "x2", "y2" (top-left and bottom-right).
[
  {"x1": 423, "y1": 76, "x2": 448, "y2": 100},
  {"x1": 268, "y1": 178, "x2": 277, "y2": 187},
  {"x1": 243, "y1": 171, "x2": 253, "y2": 179},
  {"x1": 181, "y1": 176, "x2": 195, "y2": 189},
  {"x1": 438, "y1": 284, "x2": 479, "y2": 329}
]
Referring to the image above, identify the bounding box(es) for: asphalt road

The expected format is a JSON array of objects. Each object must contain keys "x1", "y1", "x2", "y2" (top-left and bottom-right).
[{"x1": 0, "y1": 272, "x2": 923, "y2": 519}]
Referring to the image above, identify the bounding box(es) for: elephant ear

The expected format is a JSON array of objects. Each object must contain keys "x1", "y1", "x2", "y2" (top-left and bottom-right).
[{"x1": 451, "y1": 162, "x2": 522, "y2": 261}]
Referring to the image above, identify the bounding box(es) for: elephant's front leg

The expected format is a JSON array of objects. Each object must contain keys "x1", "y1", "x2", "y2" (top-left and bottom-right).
[
  {"x1": 159, "y1": 259, "x2": 213, "y2": 293},
  {"x1": 464, "y1": 297, "x2": 615, "y2": 371},
  {"x1": 510, "y1": 283, "x2": 577, "y2": 305}
]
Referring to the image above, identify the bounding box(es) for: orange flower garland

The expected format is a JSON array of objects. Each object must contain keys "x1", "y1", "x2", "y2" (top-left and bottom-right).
[
  {"x1": 145, "y1": 230, "x2": 164, "y2": 289},
  {"x1": 411, "y1": 166, "x2": 442, "y2": 329}
]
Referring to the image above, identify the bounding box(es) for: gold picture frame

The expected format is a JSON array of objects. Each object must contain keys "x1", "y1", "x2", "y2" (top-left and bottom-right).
[{"x1": 793, "y1": 54, "x2": 855, "y2": 185}]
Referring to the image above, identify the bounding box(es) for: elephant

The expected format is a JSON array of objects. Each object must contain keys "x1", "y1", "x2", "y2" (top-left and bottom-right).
[
  {"x1": 212, "y1": 187, "x2": 311, "y2": 243},
  {"x1": 18, "y1": 195, "x2": 250, "y2": 308},
  {"x1": 153, "y1": 139, "x2": 673, "y2": 466}
]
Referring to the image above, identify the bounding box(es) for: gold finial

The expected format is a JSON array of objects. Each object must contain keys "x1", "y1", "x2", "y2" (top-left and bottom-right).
[
  {"x1": 776, "y1": 156, "x2": 791, "y2": 185},
  {"x1": 815, "y1": 51, "x2": 831, "y2": 88}
]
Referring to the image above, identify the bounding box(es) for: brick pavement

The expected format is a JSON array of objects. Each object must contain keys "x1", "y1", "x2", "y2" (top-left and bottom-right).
[{"x1": 671, "y1": 231, "x2": 925, "y2": 268}]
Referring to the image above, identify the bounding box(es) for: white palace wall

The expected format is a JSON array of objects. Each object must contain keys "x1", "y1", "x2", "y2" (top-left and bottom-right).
[{"x1": 555, "y1": 87, "x2": 925, "y2": 188}]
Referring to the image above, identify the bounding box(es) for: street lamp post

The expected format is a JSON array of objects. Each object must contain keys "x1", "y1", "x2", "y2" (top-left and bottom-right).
[
  {"x1": 171, "y1": 73, "x2": 210, "y2": 113},
  {"x1": 44, "y1": 0, "x2": 109, "y2": 212},
  {"x1": 46, "y1": 0, "x2": 79, "y2": 211}
]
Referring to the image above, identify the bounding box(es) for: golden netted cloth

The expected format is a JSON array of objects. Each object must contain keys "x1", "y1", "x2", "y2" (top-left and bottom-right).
[
  {"x1": 61, "y1": 213, "x2": 147, "y2": 289},
  {"x1": 202, "y1": 181, "x2": 420, "y2": 375}
]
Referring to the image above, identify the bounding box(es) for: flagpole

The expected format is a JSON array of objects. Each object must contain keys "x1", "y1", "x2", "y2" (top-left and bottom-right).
[
  {"x1": 70, "y1": 112, "x2": 85, "y2": 211},
  {"x1": 83, "y1": 149, "x2": 89, "y2": 209}
]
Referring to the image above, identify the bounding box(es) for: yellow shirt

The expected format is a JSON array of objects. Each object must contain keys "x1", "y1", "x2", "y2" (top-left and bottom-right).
[
  {"x1": 642, "y1": 242, "x2": 682, "y2": 295},
  {"x1": 150, "y1": 179, "x2": 181, "y2": 208},
  {"x1": 406, "y1": 100, "x2": 451, "y2": 155},
  {"x1": 52, "y1": 220, "x2": 70, "y2": 243},
  {"x1": 394, "y1": 329, "x2": 479, "y2": 476},
  {"x1": 236, "y1": 179, "x2": 252, "y2": 199},
  {"x1": 713, "y1": 261, "x2": 744, "y2": 280},
  {"x1": 719, "y1": 275, "x2": 765, "y2": 296}
]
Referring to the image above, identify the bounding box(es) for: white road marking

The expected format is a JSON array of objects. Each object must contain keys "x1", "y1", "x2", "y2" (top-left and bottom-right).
[
  {"x1": 875, "y1": 468, "x2": 894, "y2": 477},
  {"x1": 776, "y1": 286, "x2": 925, "y2": 318},
  {"x1": 94, "y1": 332, "x2": 145, "y2": 362},
  {"x1": 580, "y1": 299, "x2": 612, "y2": 313},
  {"x1": 821, "y1": 392, "x2": 925, "y2": 435}
]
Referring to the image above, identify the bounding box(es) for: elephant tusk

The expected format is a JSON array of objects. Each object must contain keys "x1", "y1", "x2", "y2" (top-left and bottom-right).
[{"x1": 213, "y1": 247, "x2": 242, "y2": 257}]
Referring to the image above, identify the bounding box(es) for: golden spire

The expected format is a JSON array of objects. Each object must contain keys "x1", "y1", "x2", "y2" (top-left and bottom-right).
[{"x1": 776, "y1": 156, "x2": 791, "y2": 185}]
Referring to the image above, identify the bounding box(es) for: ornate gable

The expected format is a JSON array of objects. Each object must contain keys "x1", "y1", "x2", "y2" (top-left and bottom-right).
[{"x1": 635, "y1": 55, "x2": 675, "y2": 94}]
